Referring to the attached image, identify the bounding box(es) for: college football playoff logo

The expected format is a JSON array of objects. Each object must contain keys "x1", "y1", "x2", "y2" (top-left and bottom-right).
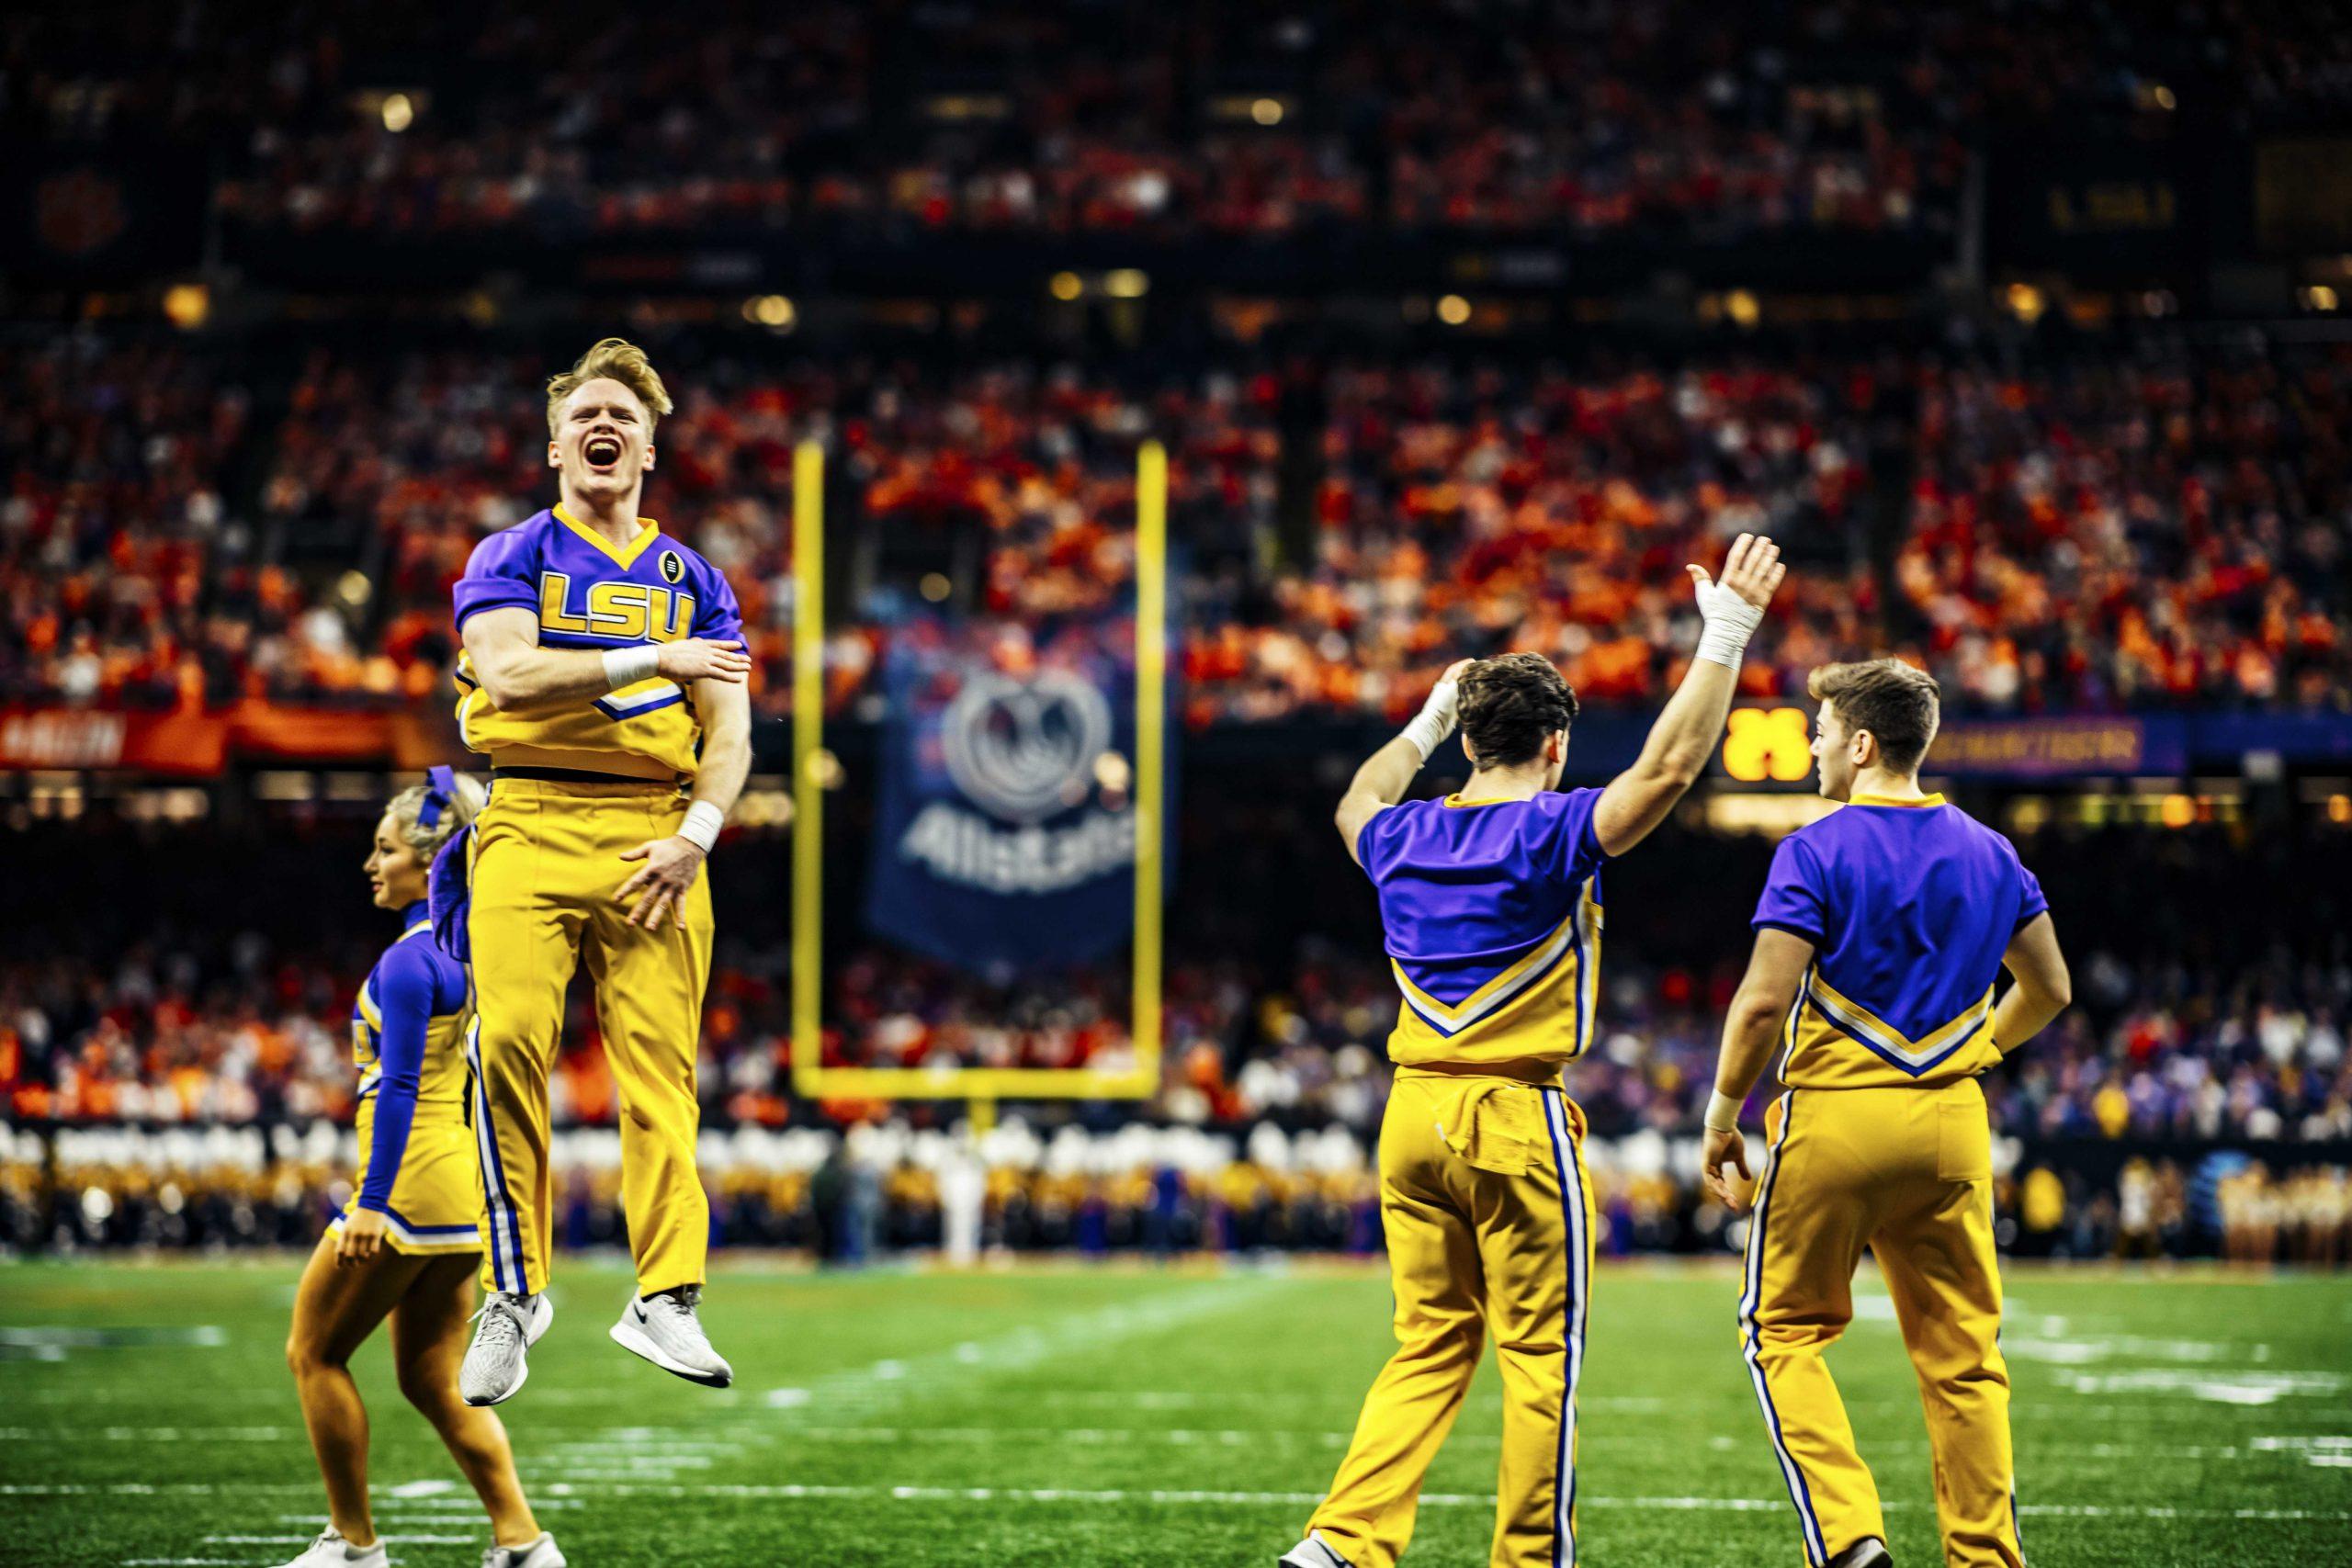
[
  {"x1": 659, "y1": 549, "x2": 685, "y2": 584},
  {"x1": 940, "y1": 671, "x2": 1112, "y2": 824}
]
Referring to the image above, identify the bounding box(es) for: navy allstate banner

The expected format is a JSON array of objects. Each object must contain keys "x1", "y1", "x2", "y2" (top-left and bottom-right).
[{"x1": 865, "y1": 626, "x2": 1173, "y2": 976}]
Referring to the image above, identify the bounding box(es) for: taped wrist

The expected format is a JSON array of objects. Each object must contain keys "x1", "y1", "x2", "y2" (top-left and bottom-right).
[
  {"x1": 602, "y1": 644, "x2": 660, "y2": 691},
  {"x1": 678, "y1": 801, "x2": 726, "y2": 854},
  {"x1": 1397, "y1": 679, "x2": 1462, "y2": 762},
  {"x1": 1693, "y1": 587, "x2": 1766, "y2": 671},
  {"x1": 1702, "y1": 1090, "x2": 1746, "y2": 1134}
]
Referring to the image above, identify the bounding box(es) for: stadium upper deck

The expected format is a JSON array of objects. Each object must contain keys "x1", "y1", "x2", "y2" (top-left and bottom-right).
[
  {"x1": 6, "y1": 336, "x2": 2346, "y2": 717},
  {"x1": 8, "y1": 0, "x2": 2348, "y2": 294}
]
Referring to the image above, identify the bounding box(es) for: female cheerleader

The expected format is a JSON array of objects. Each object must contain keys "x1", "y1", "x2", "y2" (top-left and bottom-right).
[{"x1": 280, "y1": 769, "x2": 563, "y2": 1568}]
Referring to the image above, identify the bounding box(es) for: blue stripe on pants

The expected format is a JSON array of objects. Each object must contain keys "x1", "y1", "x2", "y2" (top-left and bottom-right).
[
  {"x1": 1541, "y1": 1090, "x2": 1588, "y2": 1568},
  {"x1": 1739, "y1": 1090, "x2": 1829, "y2": 1564},
  {"x1": 467, "y1": 1023, "x2": 527, "y2": 1293}
]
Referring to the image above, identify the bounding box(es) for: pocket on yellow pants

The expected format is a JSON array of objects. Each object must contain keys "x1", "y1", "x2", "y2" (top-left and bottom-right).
[
  {"x1": 1937, "y1": 1100, "x2": 1992, "y2": 1182},
  {"x1": 1437, "y1": 1083, "x2": 1538, "y2": 1176}
]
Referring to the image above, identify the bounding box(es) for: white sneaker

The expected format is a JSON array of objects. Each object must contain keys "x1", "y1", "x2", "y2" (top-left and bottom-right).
[
  {"x1": 1278, "y1": 1533, "x2": 1355, "y2": 1568},
  {"x1": 610, "y1": 1285, "x2": 733, "y2": 1387},
  {"x1": 460, "y1": 1291, "x2": 553, "y2": 1406},
  {"x1": 483, "y1": 1531, "x2": 568, "y2": 1568},
  {"x1": 277, "y1": 1527, "x2": 387, "y2": 1568}
]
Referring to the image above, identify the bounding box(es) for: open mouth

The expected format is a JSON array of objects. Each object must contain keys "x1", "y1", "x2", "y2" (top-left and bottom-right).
[{"x1": 582, "y1": 434, "x2": 624, "y2": 470}]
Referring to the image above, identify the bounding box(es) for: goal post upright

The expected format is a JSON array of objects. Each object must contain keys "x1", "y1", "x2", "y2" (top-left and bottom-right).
[
  {"x1": 791, "y1": 440, "x2": 827, "y2": 1099},
  {"x1": 1128, "y1": 439, "x2": 1168, "y2": 1100},
  {"x1": 788, "y1": 439, "x2": 1166, "y2": 1106}
]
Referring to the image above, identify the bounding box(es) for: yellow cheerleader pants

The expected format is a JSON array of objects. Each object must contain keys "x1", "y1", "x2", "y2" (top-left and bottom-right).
[
  {"x1": 1740, "y1": 1080, "x2": 2022, "y2": 1568},
  {"x1": 466, "y1": 775, "x2": 713, "y2": 1298},
  {"x1": 1308, "y1": 1067, "x2": 1596, "y2": 1568}
]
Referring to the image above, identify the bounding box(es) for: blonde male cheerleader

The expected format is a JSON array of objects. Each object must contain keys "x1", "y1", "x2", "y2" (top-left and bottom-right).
[
  {"x1": 280, "y1": 769, "x2": 563, "y2": 1568},
  {"x1": 453, "y1": 338, "x2": 758, "y2": 1404},
  {"x1": 1701, "y1": 660, "x2": 2073, "y2": 1568},
  {"x1": 1283, "y1": 536, "x2": 1785, "y2": 1568}
]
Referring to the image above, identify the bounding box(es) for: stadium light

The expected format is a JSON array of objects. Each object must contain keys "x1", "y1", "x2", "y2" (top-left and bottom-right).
[
  {"x1": 1049, "y1": 271, "x2": 1084, "y2": 301},
  {"x1": 379, "y1": 93, "x2": 415, "y2": 133},
  {"x1": 1251, "y1": 97, "x2": 1285, "y2": 126},
  {"x1": 1436, "y1": 294, "x2": 1472, "y2": 326},
  {"x1": 161, "y1": 284, "x2": 209, "y2": 331},
  {"x1": 1104, "y1": 269, "x2": 1150, "y2": 299},
  {"x1": 743, "y1": 295, "x2": 797, "y2": 330}
]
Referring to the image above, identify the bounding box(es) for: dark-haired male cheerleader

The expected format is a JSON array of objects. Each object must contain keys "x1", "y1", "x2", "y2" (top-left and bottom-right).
[{"x1": 1283, "y1": 536, "x2": 1785, "y2": 1568}]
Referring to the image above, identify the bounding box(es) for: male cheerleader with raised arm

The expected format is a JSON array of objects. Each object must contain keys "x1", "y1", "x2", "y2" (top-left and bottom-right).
[{"x1": 1283, "y1": 536, "x2": 1784, "y2": 1568}]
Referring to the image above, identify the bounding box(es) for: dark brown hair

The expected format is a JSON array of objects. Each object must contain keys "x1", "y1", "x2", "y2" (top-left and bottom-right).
[
  {"x1": 1459, "y1": 653, "x2": 1579, "y2": 768},
  {"x1": 1807, "y1": 659, "x2": 1941, "y2": 771}
]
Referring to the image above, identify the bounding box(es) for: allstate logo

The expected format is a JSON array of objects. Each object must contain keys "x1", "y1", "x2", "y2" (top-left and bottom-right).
[{"x1": 940, "y1": 671, "x2": 1112, "y2": 823}]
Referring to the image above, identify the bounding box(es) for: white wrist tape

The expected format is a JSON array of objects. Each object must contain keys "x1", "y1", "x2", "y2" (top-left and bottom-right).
[
  {"x1": 1397, "y1": 679, "x2": 1462, "y2": 763},
  {"x1": 1702, "y1": 1091, "x2": 1746, "y2": 1134},
  {"x1": 1692, "y1": 581, "x2": 1766, "y2": 671},
  {"x1": 603, "y1": 644, "x2": 660, "y2": 690},
  {"x1": 678, "y1": 801, "x2": 726, "y2": 854}
]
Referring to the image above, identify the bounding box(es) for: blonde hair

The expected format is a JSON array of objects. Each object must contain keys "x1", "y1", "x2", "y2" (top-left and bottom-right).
[
  {"x1": 545, "y1": 337, "x2": 673, "y2": 435},
  {"x1": 384, "y1": 772, "x2": 487, "y2": 857}
]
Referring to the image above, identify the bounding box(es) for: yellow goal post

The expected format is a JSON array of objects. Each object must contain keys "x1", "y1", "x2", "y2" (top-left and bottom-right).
[{"x1": 787, "y1": 439, "x2": 1168, "y2": 1114}]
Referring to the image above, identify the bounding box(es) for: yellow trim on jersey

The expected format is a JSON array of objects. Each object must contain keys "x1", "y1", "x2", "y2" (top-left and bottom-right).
[
  {"x1": 356, "y1": 982, "x2": 382, "y2": 1032},
  {"x1": 1849, "y1": 792, "x2": 1946, "y2": 808},
  {"x1": 1391, "y1": 903, "x2": 1581, "y2": 1030},
  {"x1": 552, "y1": 502, "x2": 662, "y2": 568},
  {"x1": 1806, "y1": 971, "x2": 1993, "y2": 1060},
  {"x1": 1442, "y1": 795, "x2": 1516, "y2": 809}
]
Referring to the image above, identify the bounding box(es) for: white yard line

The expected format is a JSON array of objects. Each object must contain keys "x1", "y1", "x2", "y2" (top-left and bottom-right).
[
  {"x1": 760, "y1": 1279, "x2": 1286, "y2": 1418},
  {"x1": 17, "y1": 1481, "x2": 2349, "y2": 1523},
  {"x1": 0, "y1": 1427, "x2": 295, "y2": 1442},
  {"x1": 203, "y1": 1535, "x2": 480, "y2": 1546}
]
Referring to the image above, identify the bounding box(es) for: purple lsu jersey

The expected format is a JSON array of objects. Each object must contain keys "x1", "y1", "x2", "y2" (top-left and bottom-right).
[
  {"x1": 1754, "y1": 793, "x2": 2048, "y2": 1089},
  {"x1": 450, "y1": 504, "x2": 742, "y2": 778},
  {"x1": 1356, "y1": 789, "x2": 1610, "y2": 1073}
]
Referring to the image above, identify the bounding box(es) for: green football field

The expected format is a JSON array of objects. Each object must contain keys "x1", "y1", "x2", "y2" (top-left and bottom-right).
[{"x1": 2, "y1": 1258, "x2": 2346, "y2": 1567}]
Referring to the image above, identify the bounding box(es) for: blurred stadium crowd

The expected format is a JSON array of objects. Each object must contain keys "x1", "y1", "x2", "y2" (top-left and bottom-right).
[
  {"x1": 6, "y1": 1115, "x2": 2348, "y2": 1269},
  {"x1": 7, "y1": 334, "x2": 2349, "y2": 717},
  {"x1": 13, "y1": 0, "x2": 2351, "y2": 244},
  {"x1": 5, "y1": 810, "x2": 2346, "y2": 1264}
]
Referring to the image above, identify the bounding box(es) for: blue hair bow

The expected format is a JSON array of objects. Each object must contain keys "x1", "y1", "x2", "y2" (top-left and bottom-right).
[
  {"x1": 428, "y1": 825, "x2": 473, "y2": 964},
  {"x1": 417, "y1": 764, "x2": 457, "y2": 829}
]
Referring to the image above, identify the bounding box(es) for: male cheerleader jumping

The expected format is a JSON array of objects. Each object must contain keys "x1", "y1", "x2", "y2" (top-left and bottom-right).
[{"x1": 453, "y1": 338, "x2": 756, "y2": 1404}]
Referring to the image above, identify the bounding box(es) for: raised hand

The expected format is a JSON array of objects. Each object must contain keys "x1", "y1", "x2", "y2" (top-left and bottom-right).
[
  {"x1": 655, "y1": 637, "x2": 753, "y2": 684},
  {"x1": 1688, "y1": 532, "x2": 1786, "y2": 615}
]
